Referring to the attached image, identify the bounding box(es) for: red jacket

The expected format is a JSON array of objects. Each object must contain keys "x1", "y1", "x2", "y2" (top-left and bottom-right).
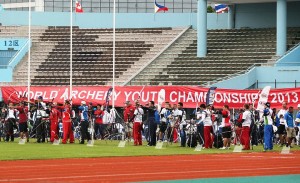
[
  {"x1": 94, "y1": 109, "x2": 104, "y2": 124},
  {"x1": 49, "y1": 107, "x2": 61, "y2": 123},
  {"x1": 124, "y1": 105, "x2": 135, "y2": 122},
  {"x1": 58, "y1": 104, "x2": 72, "y2": 123},
  {"x1": 15, "y1": 106, "x2": 28, "y2": 123}
]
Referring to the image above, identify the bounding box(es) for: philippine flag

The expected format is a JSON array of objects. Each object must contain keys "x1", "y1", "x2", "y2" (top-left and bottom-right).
[
  {"x1": 154, "y1": 1, "x2": 168, "y2": 13},
  {"x1": 75, "y1": 0, "x2": 83, "y2": 13},
  {"x1": 214, "y1": 4, "x2": 228, "y2": 13}
]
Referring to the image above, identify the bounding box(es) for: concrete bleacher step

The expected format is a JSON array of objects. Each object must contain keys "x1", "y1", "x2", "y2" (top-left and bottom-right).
[{"x1": 127, "y1": 27, "x2": 300, "y2": 86}]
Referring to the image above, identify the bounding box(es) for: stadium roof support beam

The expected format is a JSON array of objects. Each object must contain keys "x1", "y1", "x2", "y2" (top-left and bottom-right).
[
  {"x1": 277, "y1": 0, "x2": 287, "y2": 56},
  {"x1": 228, "y1": 5, "x2": 235, "y2": 29},
  {"x1": 197, "y1": 0, "x2": 207, "y2": 58}
]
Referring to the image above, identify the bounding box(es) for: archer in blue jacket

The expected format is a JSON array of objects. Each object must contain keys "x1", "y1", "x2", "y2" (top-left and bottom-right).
[{"x1": 78, "y1": 101, "x2": 91, "y2": 144}]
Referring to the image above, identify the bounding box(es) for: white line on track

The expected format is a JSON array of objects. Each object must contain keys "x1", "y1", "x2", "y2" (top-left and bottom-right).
[{"x1": 0, "y1": 166, "x2": 299, "y2": 182}]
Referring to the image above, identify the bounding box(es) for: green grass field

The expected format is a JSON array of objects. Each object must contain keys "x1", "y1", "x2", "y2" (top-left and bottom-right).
[{"x1": 0, "y1": 139, "x2": 299, "y2": 161}]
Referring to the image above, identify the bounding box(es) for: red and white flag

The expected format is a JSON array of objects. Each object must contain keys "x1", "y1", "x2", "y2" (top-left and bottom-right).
[{"x1": 75, "y1": 0, "x2": 83, "y2": 13}]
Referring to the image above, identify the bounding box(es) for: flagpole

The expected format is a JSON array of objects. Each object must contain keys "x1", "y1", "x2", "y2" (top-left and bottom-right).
[
  {"x1": 70, "y1": 0, "x2": 73, "y2": 99},
  {"x1": 27, "y1": 0, "x2": 31, "y2": 106},
  {"x1": 112, "y1": 0, "x2": 116, "y2": 109}
]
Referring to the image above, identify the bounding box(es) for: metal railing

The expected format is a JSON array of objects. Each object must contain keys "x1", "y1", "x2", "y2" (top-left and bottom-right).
[
  {"x1": 200, "y1": 63, "x2": 270, "y2": 87},
  {"x1": 123, "y1": 25, "x2": 191, "y2": 86}
]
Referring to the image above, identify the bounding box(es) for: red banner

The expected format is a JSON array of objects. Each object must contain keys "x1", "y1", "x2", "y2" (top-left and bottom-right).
[{"x1": 1, "y1": 86, "x2": 300, "y2": 109}]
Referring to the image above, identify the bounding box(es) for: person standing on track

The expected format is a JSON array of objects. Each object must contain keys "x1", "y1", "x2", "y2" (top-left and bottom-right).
[
  {"x1": 159, "y1": 102, "x2": 171, "y2": 142},
  {"x1": 15, "y1": 102, "x2": 29, "y2": 142},
  {"x1": 5, "y1": 103, "x2": 17, "y2": 142},
  {"x1": 284, "y1": 106, "x2": 296, "y2": 148},
  {"x1": 199, "y1": 104, "x2": 213, "y2": 149},
  {"x1": 277, "y1": 102, "x2": 288, "y2": 147},
  {"x1": 94, "y1": 104, "x2": 105, "y2": 140},
  {"x1": 241, "y1": 104, "x2": 251, "y2": 150},
  {"x1": 60, "y1": 100, "x2": 74, "y2": 144},
  {"x1": 220, "y1": 105, "x2": 231, "y2": 149},
  {"x1": 78, "y1": 101, "x2": 91, "y2": 144},
  {"x1": 48, "y1": 102, "x2": 61, "y2": 143},
  {"x1": 262, "y1": 102, "x2": 273, "y2": 151},
  {"x1": 123, "y1": 101, "x2": 135, "y2": 141},
  {"x1": 142, "y1": 101, "x2": 156, "y2": 146},
  {"x1": 177, "y1": 102, "x2": 187, "y2": 147},
  {"x1": 35, "y1": 96, "x2": 47, "y2": 143},
  {"x1": 133, "y1": 102, "x2": 144, "y2": 146}
]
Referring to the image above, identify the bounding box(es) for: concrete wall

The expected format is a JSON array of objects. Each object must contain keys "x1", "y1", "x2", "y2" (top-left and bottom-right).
[
  {"x1": 276, "y1": 44, "x2": 300, "y2": 66},
  {"x1": 235, "y1": 2, "x2": 300, "y2": 28},
  {"x1": 0, "y1": 11, "x2": 228, "y2": 29},
  {"x1": 0, "y1": 39, "x2": 31, "y2": 82},
  {"x1": 215, "y1": 66, "x2": 300, "y2": 89}
]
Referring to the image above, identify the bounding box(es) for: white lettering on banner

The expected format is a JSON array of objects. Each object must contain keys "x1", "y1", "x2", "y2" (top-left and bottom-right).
[
  {"x1": 170, "y1": 91, "x2": 177, "y2": 102},
  {"x1": 239, "y1": 93, "x2": 248, "y2": 103},
  {"x1": 132, "y1": 91, "x2": 140, "y2": 101},
  {"x1": 150, "y1": 91, "x2": 158, "y2": 101},
  {"x1": 78, "y1": 90, "x2": 87, "y2": 99},
  {"x1": 292, "y1": 92, "x2": 298, "y2": 103},
  {"x1": 194, "y1": 92, "x2": 205, "y2": 103},
  {"x1": 35, "y1": 91, "x2": 43, "y2": 99},
  {"x1": 231, "y1": 93, "x2": 238, "y2": 103},
  {"x1": 95, "y1": 91, "x2": 105, "y2": 100},
  {"x1": 223, "y1": 93, "x2": 231, "y2": 103},
  {"x1": 214, "y1": 93, "x2": 223, "y2": 103},
  {"x1": 270, "y1": 92, "x2": 299, "y2": 104},
  {"x1": 86, "y1": 90, "x2": 96, "y2": 99},
  {"x1": 178, "y1": 92, "x2": 185, "y2": 102},
  {"x1": 114, "y1": 91, "x2": 121, "y2": 100},
  {"x1": 42, "y1": 92, "x2": 49, "y2": 100},
  {"x1": 71, "y1": 90, "x2": 78, "y2": 99},
  {"x1": 50, "y1": 91, "x2": 58, "y2": 99},
  {"x1": 124, "y1": 91, "x2": 132, "y2": 101},
  {"x1": 141, "y1": 92, "x2": 149, "y2": 102},
  {"x1": 186, "y1": 92, "x2": 195, "y2": 102},
  {"x1": 60, "y1": 88, "x2": 67, "y2": 100},
  {"x1": 251, "y1": 93, "x2": 259, "y2": 102}
]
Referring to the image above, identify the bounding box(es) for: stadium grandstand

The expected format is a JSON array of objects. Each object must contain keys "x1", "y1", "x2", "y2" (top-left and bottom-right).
[
  {"x1": 0, "y1": 0, "x2": 299, "y2": 89},
  {"x1": 0, "y1": 1, "x2": 300, "y2": 182}
]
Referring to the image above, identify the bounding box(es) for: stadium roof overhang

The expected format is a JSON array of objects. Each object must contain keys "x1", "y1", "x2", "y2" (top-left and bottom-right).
[{"x1": 209, "y1": 0, "x2": 300, "y2": 5}]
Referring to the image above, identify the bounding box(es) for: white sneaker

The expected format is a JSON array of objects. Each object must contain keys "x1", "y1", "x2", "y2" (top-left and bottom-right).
[
  {"x1": 202, "y1": 147, "x2": 206, "y2": 149},
  {"x1": 219, "y1": 147, "x2": 226, "y2": 150}
]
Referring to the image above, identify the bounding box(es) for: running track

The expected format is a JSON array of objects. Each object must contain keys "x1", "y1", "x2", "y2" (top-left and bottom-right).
[{"x1": 0, "y1": 151, "x2": 300, "y2": 182}]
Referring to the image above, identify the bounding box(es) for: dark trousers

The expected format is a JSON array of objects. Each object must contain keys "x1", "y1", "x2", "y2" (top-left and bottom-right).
[
  {"x1": 94, "y1": 123, "x2": 106, "y2": 139},
  {"x1": 148, "y1": 118, "x2": 157, "y2": 146},
  {"x1": 251, "y1": 124, "x2": 258, "y2": 145},
  {"x1": 5, "y1": 118, "x2": 15, "y2": 142},
  {"x1": 80, "y1": 120, "x2": 91, "y2": 143},
  {"x1": 36, "y1": 118, "x2": 45, "y2": 143},
  {"x1": 180, "y1": 127, "x2": 187, "y2": 147},
  {"x1": 197, "y1": 122, "x2": 204, "y2": 145}
]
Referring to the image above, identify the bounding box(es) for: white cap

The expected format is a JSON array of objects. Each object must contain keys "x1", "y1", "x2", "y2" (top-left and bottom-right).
[
  {"x1": 81, "y1": 101, "x2": 86, "y2": 105},
  {"x1": 298, "y1": 104, "x2": 300, "y2": 108}
]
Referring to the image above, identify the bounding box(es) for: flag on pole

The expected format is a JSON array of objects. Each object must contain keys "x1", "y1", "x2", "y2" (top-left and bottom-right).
[
  {"x1": 154, "y1": 0, "x2": 168, "y2": 13},
  {"x1": 214, "y1": 4, "x2": 228, "y2": 13},
  {"x1": 206, "y1": 87, "x2": 217, "y2": 106},
  {"x1": 0, "y1": 4, "x2": 5, "y2": 12},
  {"x1": 75, "y1": 0, "x2": 83, "y2": 13}
]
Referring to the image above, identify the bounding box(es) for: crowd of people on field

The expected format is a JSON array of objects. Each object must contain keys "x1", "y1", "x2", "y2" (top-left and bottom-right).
[{"x1": 1, "y1": 96, "x2": 300, "y2": 151}]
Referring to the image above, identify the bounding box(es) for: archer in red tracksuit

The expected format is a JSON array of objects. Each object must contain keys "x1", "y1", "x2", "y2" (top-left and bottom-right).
[
  {"x1": 59, "y1": 102, "x2": 74, "y2": 144},
  {"x1": 124, "y1": 101, "x2": 135, "y2": 139},
  {"x1": 49, "y1": 104, "x2": 61, "y2": 143}
]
